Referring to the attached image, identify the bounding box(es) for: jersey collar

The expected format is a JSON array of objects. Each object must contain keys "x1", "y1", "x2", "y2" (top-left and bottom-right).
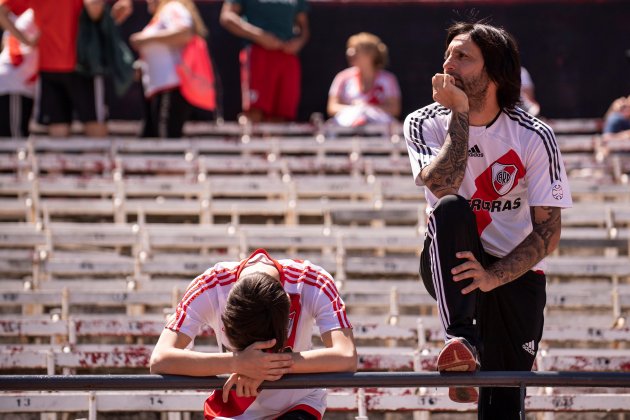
[
  {"x1": 235, "y1": 248, "x2": 285, "y2": 285},
  {"x1": 485, "y1": 109, "x2": 502, "y2": 129}
]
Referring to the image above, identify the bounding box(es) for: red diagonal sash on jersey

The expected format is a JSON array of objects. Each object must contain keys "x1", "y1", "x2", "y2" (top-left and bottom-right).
[
  {"x1": 470, "y1": 149, "x2": 526, "y2": 236},
  {"x1": 285, "y1": 293, "x2": 302, "y2": 350},
  {"x1": 204, "y1": 293, "x2": 302, "y2": 418},
  {"x1": 204, "y1": 392, "x2": 255, "y2": 419}
]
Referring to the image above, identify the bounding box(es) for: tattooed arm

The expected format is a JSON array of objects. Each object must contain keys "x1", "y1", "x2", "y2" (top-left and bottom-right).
[
  {"x1": 452, "y1": 206, "x2": 562, "y2": 293},
  {"x1": 420, "y1": 73, "x2": 470, "y2": 198},
  {"x1": 420, "y1": 110, "x2": 469, "y2": 197}
]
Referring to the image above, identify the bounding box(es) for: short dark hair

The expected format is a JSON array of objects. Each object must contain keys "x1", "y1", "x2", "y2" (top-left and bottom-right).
[
  {"x1": 221, "y1": 272, "x2": 290, "y2": 353},
  {"x1": 446, "y1": 22, "x2": 521, "y2": 109}
]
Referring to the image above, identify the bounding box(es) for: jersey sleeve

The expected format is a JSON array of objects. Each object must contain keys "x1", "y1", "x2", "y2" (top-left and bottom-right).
[
  {"x1": 165, "y1": 269, "x2": 217, "y2": 340},
  {"x1": 404, "y1": 104, "x2": 448, "y2": 186},
  {"x1": 306, "y1": 266, "x2": 352, "y2": 335},
  {"x1": 523, "y1": 127, "x2": 573, "y2": 208}
]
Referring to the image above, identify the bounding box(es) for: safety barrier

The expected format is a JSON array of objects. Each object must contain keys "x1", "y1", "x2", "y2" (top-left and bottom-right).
[{"x1": 1, "y1": 372, "x2": 630, "y2": 420}]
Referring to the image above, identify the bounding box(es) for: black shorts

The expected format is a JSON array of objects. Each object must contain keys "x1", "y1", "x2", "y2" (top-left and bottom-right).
[
  {"x1": 0, "y1": 94, "x2": 33, "y2": 138},
  {"x1": 36, "y1": 71, "x2": 107, "y2": 125}
]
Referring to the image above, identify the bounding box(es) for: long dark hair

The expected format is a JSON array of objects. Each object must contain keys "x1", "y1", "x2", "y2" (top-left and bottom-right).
[
  {"x1": 446, "y1": 22, "x2": 521, "y2": 109},
  {"x1": 222, "y1": 272, "x2": 290, "y2": 353}
]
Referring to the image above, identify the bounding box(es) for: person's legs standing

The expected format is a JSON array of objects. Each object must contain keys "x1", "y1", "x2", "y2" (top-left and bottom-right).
[
  {"x1": 140, "y1": 95, "x2": 157, "y2": 138},
  {"x1": 0, "y1": 94, "x2": 30, "y2": 138},
  {"x1": 36, "y1": 72, "x2": 73, "y2": 137},
  {"x1": 73, "y1": 73, "x2": 108, "y2": 137},
  {"x1": 19, "y1": 95, "x2": 33, "y2": 137},
  {"x1": 274, "y1": 51, "x2": 300, "y2": 122},
  {"x1": 145, "y1": 88, "x2": 192, "y2": 139},
  {"x1": 239, "y1": 44, "x2": 276, "y2": 122},
  {"x1": 477, "y1": 267, "x2": 546, "y2": 420},
  {"x1": 0, "y1": 95, "x2": 11, "y2": 137},
  {"x1": 160, "y1": 88, "x2": 192, "y2": 138}
]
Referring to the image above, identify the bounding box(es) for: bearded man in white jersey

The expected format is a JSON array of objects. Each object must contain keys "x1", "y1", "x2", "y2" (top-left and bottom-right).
[
  {"x1": 150, "y1": 249, "x2": 356, "y2": 419},
  {"x1": 404, "y1": 22, "x2": 572, "y2": 418}
]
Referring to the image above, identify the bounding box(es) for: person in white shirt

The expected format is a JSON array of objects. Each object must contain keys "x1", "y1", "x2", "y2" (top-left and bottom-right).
[
  {"x1": 130, "y1": 0, "x2": 207, "y2": 138},
  {"x1": 150, "y1": 249, "x2": 356, "y2": 420},
  {"x1": 0, "y1": 8, "x2": 37, "y2": 138},
  {"x1": 404, "y1": 22, "x2": 572, "y2": 418},
  {"x1": 327, "y1": 32, "x2": 401, "y2": 127}
]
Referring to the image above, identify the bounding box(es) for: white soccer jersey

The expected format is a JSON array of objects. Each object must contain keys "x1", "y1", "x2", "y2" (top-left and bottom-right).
[
  {"x1": 138, "y1": 1, "x2": 192, "y2": 97},
  {"x1": 404, "y1": 103, "x2": 573, "y2": 271},
  {"x1": 166, "y1": 249, "x2": 352, "y2": 420},
  {"x1": 329, "y1": 67, "x2": 401, "y2": 107},
  {"x1": 0, "y1": 9, "x2": 38, "y2": 97}
]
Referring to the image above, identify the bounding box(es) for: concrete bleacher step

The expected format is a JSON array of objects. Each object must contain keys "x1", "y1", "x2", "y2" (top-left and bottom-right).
[
  {"x1": 0, "y1": 198, "x2": 34, "y2": 221},
  {"x1": 2, "y1": 309, "x2": 627, "y2": 346},
  {"x1": 144, "y1": 223, "x2": 239, "y2": 250},
  {"x1": 42, "y1": 252, "x2": 137, "y2": 277},
  {"x1": 351, "y1": 315, "x2": 630, "y2": 344},
  {"x1": 5, "y1": 342, "x2": 628, "y2": 373},
  {"x1": 1, "y1": 390, "x2": 629, "y2": 414},
  {"x1": 0, "y1": 289, "x2": 178, "y2": 318},
  {"x1": 0, "y1": 344, "x2": 220, "y2": 371},
  {"x1": 560, "y1": 227, "x2": 630, "y2": 250},
  {"x1": 0, "y1": 249, "x2": 36, "y2": 276},
  {"x1": 10, "y1": 149, "x2": 625, "y2": 184},
  {"x1": 342, "y1": 254, "x2": 630, "y2": 277},
  {"x1": 141, "y1": 253, "x2": 237, "y2": 277},
  {"x1": 547, "y1": 118, "x2": 602, "y2": 134},
  {"x1": 563, "y1": 202, "x2": 630, "y2": 226},
  {"x1": 47, "y1": 222, "x2": 138, "y2": 248}
]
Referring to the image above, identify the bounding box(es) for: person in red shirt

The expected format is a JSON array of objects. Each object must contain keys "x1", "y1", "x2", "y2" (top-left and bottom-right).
[
  {"x1": 220, "y1": 0, "x2": 309, "y2": 123},
  {"x1": 0, "y1": 0, "x2": 132, "y2": 137}
]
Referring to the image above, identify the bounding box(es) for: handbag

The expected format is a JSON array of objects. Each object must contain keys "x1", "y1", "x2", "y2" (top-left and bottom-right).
[{"x1": 176, "y1": 35, "x2": 216, "y2": 111}]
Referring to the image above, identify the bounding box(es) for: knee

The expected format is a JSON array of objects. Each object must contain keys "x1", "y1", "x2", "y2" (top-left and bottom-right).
[
  {"x1": 430, "y1": 194, "x2": 476, "y2": 228},
  {"x1": 434, "y1": 194, "x2": 471, "y2": 217}
]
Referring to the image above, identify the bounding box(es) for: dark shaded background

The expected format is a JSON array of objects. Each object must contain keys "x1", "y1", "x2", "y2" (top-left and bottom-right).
[{"x1": 109, "y1": 0, "x2": 630, "y2": 122}]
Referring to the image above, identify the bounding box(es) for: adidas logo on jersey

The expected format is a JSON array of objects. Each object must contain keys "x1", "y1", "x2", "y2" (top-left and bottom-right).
[
  {"x1": 468, "y1": 144, "x2": 484, "y2": 157},
  {"x1": 522, "y1": 340, "x2": 536, "y2": 356}
]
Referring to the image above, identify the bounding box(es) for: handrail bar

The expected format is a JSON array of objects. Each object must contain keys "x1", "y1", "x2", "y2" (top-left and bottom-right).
[{"x1": 1, "y1": 371, "x2": 629, "y2": 391}]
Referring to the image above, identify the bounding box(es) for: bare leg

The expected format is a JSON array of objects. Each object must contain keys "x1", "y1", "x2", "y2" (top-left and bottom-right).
[
  {"x1": 244, "y1": 108, "x2": 264, "y2": 123},
  {"x1": 48, "y1": 123, "x2": 71, "y2": 138},
  {"x1": 84, "y1": 122, "x2": 108, "y2": 138}
]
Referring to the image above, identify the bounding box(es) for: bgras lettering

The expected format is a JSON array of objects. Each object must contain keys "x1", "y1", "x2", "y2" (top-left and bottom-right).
[{"x1": 468, "y1": 197, "x2": 521, "y2": 212}]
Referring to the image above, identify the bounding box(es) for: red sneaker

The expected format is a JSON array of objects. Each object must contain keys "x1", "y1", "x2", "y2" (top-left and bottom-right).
[{"x1": 437, "y1": 337, "x2": 479, "y2": 403}]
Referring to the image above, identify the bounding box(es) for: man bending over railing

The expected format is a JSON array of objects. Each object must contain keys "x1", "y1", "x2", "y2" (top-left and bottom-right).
[{"x1": 150, "y1": 248, "x2": 357, "y2": 419}]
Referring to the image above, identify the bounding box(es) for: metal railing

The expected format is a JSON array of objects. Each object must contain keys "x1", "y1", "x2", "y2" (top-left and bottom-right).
[{"x1": 2, "y1": 371, "x2": 630, "y2": 420}]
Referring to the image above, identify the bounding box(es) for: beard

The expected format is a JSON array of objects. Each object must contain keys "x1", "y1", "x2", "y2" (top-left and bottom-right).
[{"x1": 452, "y1": 71, "x2": 491, "y2": 112}]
